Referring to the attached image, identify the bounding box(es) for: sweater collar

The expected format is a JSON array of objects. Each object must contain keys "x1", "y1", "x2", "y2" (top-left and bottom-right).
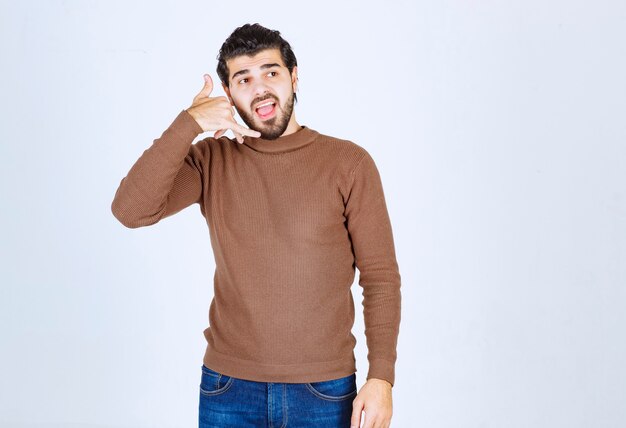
[{"x1": 242, "y1": 125, "x2": 318, "y2": 153}]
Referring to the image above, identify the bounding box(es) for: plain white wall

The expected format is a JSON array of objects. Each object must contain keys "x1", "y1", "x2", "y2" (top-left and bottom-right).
[{"x1": 1, "y1": 0, "x2": 625, "y2": 427}]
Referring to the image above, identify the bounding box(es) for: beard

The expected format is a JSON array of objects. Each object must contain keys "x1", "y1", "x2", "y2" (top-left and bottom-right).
[{"x1": 236, "y1": 90, "x2": 295, "y2": 140}]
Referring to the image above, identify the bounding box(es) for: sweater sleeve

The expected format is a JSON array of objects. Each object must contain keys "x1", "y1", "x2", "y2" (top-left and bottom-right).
[
  {"x1": 344, "y1": 150, "x2": 402, "y2": 387},
  {"x1": 111, "y1": 109, "x2": 205, "y2": 228}
]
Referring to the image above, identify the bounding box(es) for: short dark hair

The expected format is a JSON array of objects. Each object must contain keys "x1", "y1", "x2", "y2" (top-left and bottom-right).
[{"x1": 216, "y1": 23, "x2": 298, "y2": 103}]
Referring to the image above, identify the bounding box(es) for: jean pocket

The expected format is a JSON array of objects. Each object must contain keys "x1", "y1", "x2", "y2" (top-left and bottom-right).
[
  {"x1": 306, "y1": 373, "x2": 357, "y2": 401},
  {"x1": 199, "y1": 364, "x2": 234, "y2": 396}
]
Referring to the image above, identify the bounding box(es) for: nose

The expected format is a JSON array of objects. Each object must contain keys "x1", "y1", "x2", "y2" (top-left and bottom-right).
[{"x1": 252, "y1": 81, "x2": 272, "y2": 99}]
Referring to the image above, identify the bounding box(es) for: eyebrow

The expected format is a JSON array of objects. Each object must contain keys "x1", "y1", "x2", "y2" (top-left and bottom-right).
[{"x1": 231, "y1": 63, "x2": 282, "y2": 82}]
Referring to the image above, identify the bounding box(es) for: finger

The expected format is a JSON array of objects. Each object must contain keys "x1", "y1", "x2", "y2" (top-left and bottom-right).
[
  {"x1": 234, "y1": 123, "x2": 261, "y2": 138},
  {"x1": 220, "y1": 117, "x2": 261, "y2": 139},
  {"x1": 362, "y1": 409, "x2": 375, "y2": 428},
  {"x1": 361, "y1": 410, "x2": 371, "y2": 428},
  {"x1": 214, "y1": 129, "x2": 226, "y2": 139},
  {"x1": 233, "y1": 129, "x2": 244, "y2": 144},
  {"x1": 195, "y1": 74, "x2": 213, "y2": 100}
]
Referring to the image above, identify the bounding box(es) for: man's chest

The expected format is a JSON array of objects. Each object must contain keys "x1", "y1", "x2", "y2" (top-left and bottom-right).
[{"x1": 204, "y1": 158, "x2": 348, "y2": 245}]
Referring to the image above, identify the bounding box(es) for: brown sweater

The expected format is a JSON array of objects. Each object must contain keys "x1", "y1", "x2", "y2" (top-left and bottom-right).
[{"x1": 111, "y1": 110, "x2": 402, "y2": 386}]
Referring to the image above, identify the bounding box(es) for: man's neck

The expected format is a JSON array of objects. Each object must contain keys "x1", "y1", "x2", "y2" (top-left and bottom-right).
[{"x1": 280, "y1": 116, "x2": 302, "y2": 137}]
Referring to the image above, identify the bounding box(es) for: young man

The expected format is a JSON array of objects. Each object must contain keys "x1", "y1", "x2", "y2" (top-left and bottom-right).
[{"x1": 111, "y1": 23, "x2": 401, "y2": 428}]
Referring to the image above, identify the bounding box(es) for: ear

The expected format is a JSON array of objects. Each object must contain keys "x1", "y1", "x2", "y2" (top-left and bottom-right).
[
  {"x1": 291, "y1": 66, "x2": 298, "y2": 92},
  {"x1": 222, "y1": 83, "x2": 233, "y2": 104}
]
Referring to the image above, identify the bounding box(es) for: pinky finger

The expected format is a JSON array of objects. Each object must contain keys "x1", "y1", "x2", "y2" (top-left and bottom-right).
[
  {"x1": 233, "y1": 129, "x2": 244, "y2": 144},
  {"x1": 214, "y1": 129, "x2": 226, "y2": 139}
]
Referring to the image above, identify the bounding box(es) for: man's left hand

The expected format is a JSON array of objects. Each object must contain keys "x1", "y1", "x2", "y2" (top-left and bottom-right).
[{"x1": 350, "y1": 378, "x2": 393, "y2": 428}]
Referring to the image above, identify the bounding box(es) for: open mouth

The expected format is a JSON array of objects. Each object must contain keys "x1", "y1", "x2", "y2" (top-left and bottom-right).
[{"x1": 255, "y1": 100, "x2": 277, "y2": 120}]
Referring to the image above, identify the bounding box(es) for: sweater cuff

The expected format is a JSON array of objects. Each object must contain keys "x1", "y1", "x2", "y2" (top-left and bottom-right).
[
  {"x1": 174, "y1": 109, "x2": 203, "y2": 138},
  {"x1": 366, "y1": 358, "x2": 396, "y2": 387}
]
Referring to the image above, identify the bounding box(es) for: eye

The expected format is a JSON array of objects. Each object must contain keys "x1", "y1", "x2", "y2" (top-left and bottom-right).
[
  {"x1": 268, "y1": 71, "x2": 278, "y2": 77},
  {"x1": 238, "y1": 78, "x2": 248, "y2": 84}
]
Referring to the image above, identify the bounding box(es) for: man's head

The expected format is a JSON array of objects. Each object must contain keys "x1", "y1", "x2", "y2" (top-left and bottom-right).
[{"x1": 217, "y1": 23, "x2": 299, "y2": 140}]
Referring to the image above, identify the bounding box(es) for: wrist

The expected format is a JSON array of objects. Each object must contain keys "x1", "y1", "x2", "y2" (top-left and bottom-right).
[{"x1": 367, "y1": 377, "x2": 393, "y2": 388}]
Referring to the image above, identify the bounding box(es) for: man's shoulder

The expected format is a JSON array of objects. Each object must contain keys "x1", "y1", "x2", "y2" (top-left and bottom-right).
[
  {"x1": 309, "y1": 129, "x2": 374, "y2": 191},
  {"x1": 311, "y1": 128, "x2": 369, "y2": 162}
]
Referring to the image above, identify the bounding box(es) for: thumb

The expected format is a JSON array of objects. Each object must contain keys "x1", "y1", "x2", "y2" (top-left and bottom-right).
[{"x1": 198, "y1": 73, "x2": 213, "y2": 98}]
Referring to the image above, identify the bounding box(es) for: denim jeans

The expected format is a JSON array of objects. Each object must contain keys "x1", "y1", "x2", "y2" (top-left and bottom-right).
[{"x1": 198, "y1": 364, "x2": 357, "y2": 427}]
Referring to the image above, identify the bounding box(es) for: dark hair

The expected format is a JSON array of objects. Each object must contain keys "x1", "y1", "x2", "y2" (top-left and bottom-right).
[{"x1": 216, "y1": 23, "x2": 298, "y2": 103}]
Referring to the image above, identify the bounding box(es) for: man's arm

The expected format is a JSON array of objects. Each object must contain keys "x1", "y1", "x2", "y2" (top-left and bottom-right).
[
  {"x1": 111, "y1": 74, "x2": 261, "y2": 229},
  {"x1": 110, "y1": 109, "x2": 205, "y2": 228},
  {"x1": 344, "y1": 150, "x2": 402, "y2": 387}
]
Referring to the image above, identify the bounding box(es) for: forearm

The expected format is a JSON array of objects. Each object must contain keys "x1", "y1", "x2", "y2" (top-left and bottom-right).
[
  {"x1": 111, "y1": 109, "x2": 203, "y2": 228},
  {"x1": 361, "y1": 265, "x2": 401, "y2": 387}
]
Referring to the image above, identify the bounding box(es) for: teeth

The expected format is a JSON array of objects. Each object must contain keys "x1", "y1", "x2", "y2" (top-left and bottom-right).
[{"x1": 256, "y1": 101, "x2": 275, "y2": 109}]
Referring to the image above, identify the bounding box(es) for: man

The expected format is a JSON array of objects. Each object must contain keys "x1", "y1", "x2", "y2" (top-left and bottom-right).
[{"x1": 111, "y1": 23, "x2": 401, "y2": 428}]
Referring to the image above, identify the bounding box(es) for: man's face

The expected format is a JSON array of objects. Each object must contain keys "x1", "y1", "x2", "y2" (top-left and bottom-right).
[{"x1": 223, "y1": 48, "x2": 297, "y2": 140}]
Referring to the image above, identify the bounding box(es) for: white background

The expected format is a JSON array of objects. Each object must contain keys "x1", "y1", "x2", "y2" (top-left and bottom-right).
[{"x1": 1, "y1": 0, "x2": 625, "y2": 427}]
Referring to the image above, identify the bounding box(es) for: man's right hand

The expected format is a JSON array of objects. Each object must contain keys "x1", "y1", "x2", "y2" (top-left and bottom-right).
[{"x1": 186, "y1": 74, "x2": 261, "y2": 144}]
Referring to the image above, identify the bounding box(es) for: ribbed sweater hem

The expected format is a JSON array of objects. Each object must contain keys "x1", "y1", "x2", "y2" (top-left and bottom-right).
[{"x1": 202, "y1": 347, "x2": 357, "y2": 384}]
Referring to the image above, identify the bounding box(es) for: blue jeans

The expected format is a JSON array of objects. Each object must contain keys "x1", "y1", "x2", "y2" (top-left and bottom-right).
[{"x1": 198, "y1": 364, "x2": 357, "y2": 427}]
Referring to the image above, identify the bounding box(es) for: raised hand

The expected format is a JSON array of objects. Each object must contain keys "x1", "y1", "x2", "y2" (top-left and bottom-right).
[{"x1": 186, "y1": 74, "x2": 261, "y2": 144}]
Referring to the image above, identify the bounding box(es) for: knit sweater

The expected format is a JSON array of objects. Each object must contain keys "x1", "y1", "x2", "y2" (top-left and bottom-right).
[{"x1": 111, "y1": 109, "x2": 402, "y2": 386}]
